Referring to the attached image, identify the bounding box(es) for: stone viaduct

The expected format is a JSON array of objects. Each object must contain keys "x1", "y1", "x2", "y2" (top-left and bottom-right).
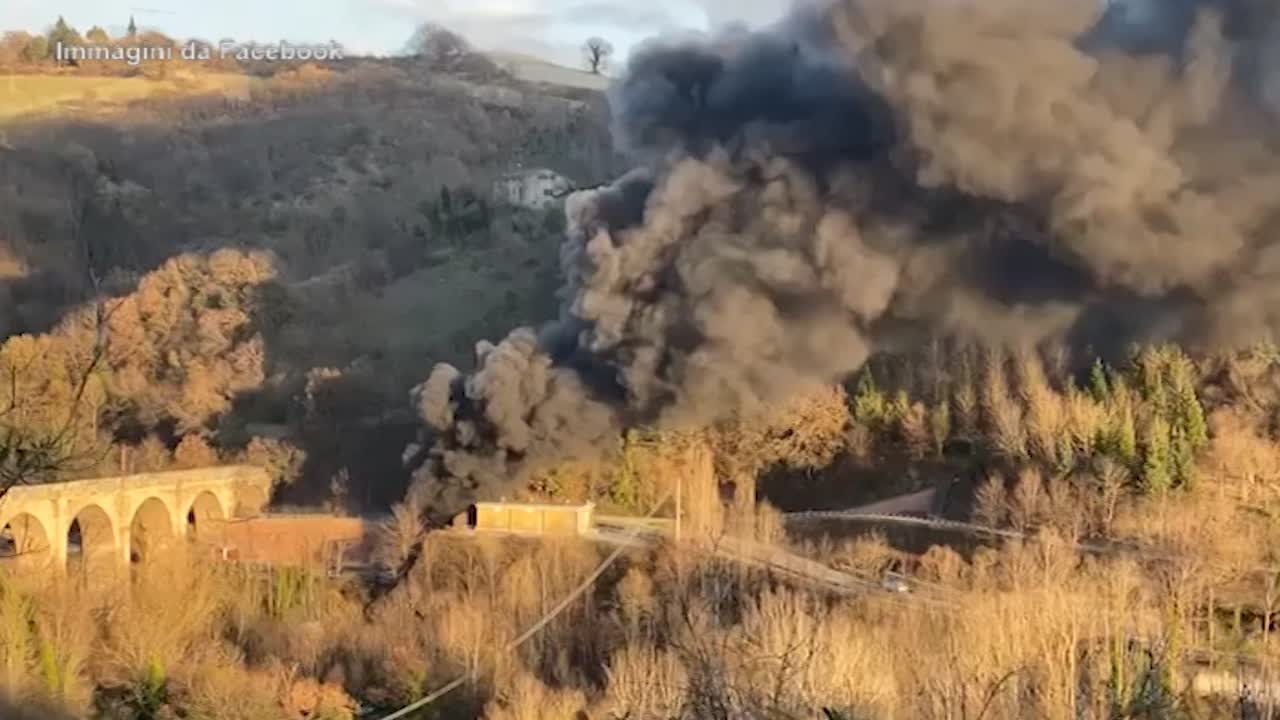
[{"x1": 0, "y1": 465, "x2": 271, "y2": 575}]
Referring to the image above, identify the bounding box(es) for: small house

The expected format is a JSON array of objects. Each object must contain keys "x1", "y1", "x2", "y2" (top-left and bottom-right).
[
  {"x1": 492, "y1": 168, "x2": 574, "y2": 210},
  {"x1": 469, "y1": 501, "x2": 595, "y2": 536}
]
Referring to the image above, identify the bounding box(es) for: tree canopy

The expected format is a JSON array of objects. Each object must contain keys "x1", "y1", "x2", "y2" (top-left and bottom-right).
[
  {"x1": 45, "y1": 16, "x2": 82, "y2": 60},
  {"x1": 403, "y1": 23, "x2": 470, "y2": 64}
]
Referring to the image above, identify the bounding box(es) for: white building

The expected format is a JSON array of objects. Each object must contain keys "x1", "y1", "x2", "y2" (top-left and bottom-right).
[{"x1": 493, "y1": 168, "x2": 574, "y2": 210}]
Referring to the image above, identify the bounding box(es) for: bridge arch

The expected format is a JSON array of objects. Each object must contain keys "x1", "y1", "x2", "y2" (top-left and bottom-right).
[
  {"x1": 67, "y1": 504, "x2": 116, "y2": 579},
  {"x1": 0, "y1": 465, "x2": 269, "y2": 572},
  {"x1": 129, "y1": 497, "x2": 175, "y2": 563},
  {"x1": 186, "y1": 491, "x2": 225, "y2": 541},
  {"x1": 1, "y1": 513, "x2": 52, "y2": 571}
]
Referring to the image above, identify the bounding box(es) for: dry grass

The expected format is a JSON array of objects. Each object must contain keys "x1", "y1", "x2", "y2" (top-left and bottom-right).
[
  {"x1": 603, "y1": 644, "x2": 687, "y2": 718},
  {"x1": 0, "y1": 492, "x2": 1272, "y2": 720},
  {"x1": 625, "y1": 535, "x2": 1182, "y2": 720},
  {"x1": 482, "y1": 670, "x2": 587, "y2": 720},
  {"x1": 573, "y1": 525, "x2": 1211, "y2": 720},
  {"x1": 0, "y1": 73, "x2": 259, "y2": 121},
  {"x1": 4, "y1": 338, "x2": 1280, "y2": 719},
  {"x1": 0, "y1": 547, "x2": 357, "y2": 719}
]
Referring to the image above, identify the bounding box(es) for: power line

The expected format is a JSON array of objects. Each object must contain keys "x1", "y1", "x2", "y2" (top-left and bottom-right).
[
  {"x1": 377, "y1": 500, "x2": 1280, "y2": 718},
  {"x1": 375, "y1": 492, "x2": 674, "y2": 720},
  {"x1": 786, "y1": 510, "x2": 1280, "y2": 578}
]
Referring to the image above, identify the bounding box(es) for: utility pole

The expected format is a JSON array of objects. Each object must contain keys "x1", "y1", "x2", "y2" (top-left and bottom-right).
[{"x1": 674, "y1": 471, "x2": 681, "y2": 544}]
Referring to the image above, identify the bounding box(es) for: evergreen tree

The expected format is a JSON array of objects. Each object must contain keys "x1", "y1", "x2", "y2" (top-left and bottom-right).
[
  {"x1": 1141, "y1": 416, "x2": 1172, "y2": 495},
  {"x1": 128, "y1": 16, "x2": 138, "y2": 38},
  {"x1": 888, "y1": 389, "x2": 911, "y2": 426},
  {"x1": 1088, "y1": 358, "x2": 1110, "y2": 401},
  {"x1": 1149, "y1": 383, "x2": 1170, "y2": 427},
  {"x1": 852, "y1": 370, "x2": 886, "y2": 425},
  {"x1": 1185, "y1": 391, "x2": 1208, "y2": 449},
  {"x1": 85, "y1": 26, "x2": 109, "y2": 44},
  {"x1": 1170, "y1": 424, "x2": 1196, "y2": 490},
  {"x1": 1055, "y1": 432, "x2": 1076, "y2": 476},
  {"x1": 1172, "y1": 374, "x2": 1208, "y2": 451},
  {"x1": 1158, "y1": 353, "x2": 1209, "y2": 485},
  {"x1": 929, "y1": 401, "x2": 951, "y2": 457},
  {"x1": 46, "y1": 17, "x2": 81, "y2": 62},
  {"x1": 1111, "y1": 397, "x2": 1138, "y2": 467},
  {"x1": 1135, "y1": 346, "x2": 1166, "y2": 401},
  {"x1": 609, "y1": 432, "x2": 643, "y2": 513}
]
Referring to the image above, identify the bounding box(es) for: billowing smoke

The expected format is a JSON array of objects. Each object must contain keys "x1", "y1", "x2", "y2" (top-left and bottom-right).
[{"x1": 407, "y1": 0, "x2": 1280, "y2": 518}]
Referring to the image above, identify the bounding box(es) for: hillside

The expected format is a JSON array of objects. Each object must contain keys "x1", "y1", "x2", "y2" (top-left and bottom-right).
[
  {"x1": 487, "y1": 51, "x2": 612, "y2": 91},
  {"x1": 0, "y1": 56, "x2": 626, "y2": 506}
]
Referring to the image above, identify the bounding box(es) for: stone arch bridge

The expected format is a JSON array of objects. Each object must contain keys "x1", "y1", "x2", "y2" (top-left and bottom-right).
[{"x1": 0, "y1": 465, "x2": 270, "y2": 575}]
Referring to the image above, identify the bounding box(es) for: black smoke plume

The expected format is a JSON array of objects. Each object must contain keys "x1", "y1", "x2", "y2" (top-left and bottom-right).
[{"x1": 407, "y1": 0, "x2": 1280, "y2": 519}]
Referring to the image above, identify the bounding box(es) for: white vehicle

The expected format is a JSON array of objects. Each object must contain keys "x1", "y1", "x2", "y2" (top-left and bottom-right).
[{"x1": 881, "y1": 572, "x2": 912, "y2": 594}]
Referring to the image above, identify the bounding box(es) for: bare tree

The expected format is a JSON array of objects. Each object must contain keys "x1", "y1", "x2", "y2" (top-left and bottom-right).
[
  {"x1": 583, "y1": 37, "x2": 614, "y2": 75},
  {"x1": 0, "y1": 32, "x2": 33, "y2": 67},
  {"x1": 0, "y1": 156, "x2": 113, "y2": 499}
]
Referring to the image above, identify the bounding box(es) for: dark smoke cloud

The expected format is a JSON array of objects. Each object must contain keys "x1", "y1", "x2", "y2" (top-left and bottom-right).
[{"x1": 407, "y1": 0, "x2": 1280, "y2": 518}]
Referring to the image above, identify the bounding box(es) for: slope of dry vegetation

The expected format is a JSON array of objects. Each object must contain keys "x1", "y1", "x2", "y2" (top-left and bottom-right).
[
  {"x1": 0, "y1": 50, "x2": 624, "y2": 505},
  {"x1": 1, "y1": 339, "x2": 1279, "y2": 717},
  {"x1": 385, "y1": 343, "x2": 1280, "y2": 719},
  {"x1": 5, "y1": 200, "x2": 1277, "y2": 720},
  {"x1": 0, "y1": 238, "x2": 1262, "y2": 718}
]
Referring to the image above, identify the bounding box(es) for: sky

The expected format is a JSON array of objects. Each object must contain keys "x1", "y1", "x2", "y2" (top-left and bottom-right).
[{"x1": 5, "y1": 0, "x2": 792, "y2": 67}]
